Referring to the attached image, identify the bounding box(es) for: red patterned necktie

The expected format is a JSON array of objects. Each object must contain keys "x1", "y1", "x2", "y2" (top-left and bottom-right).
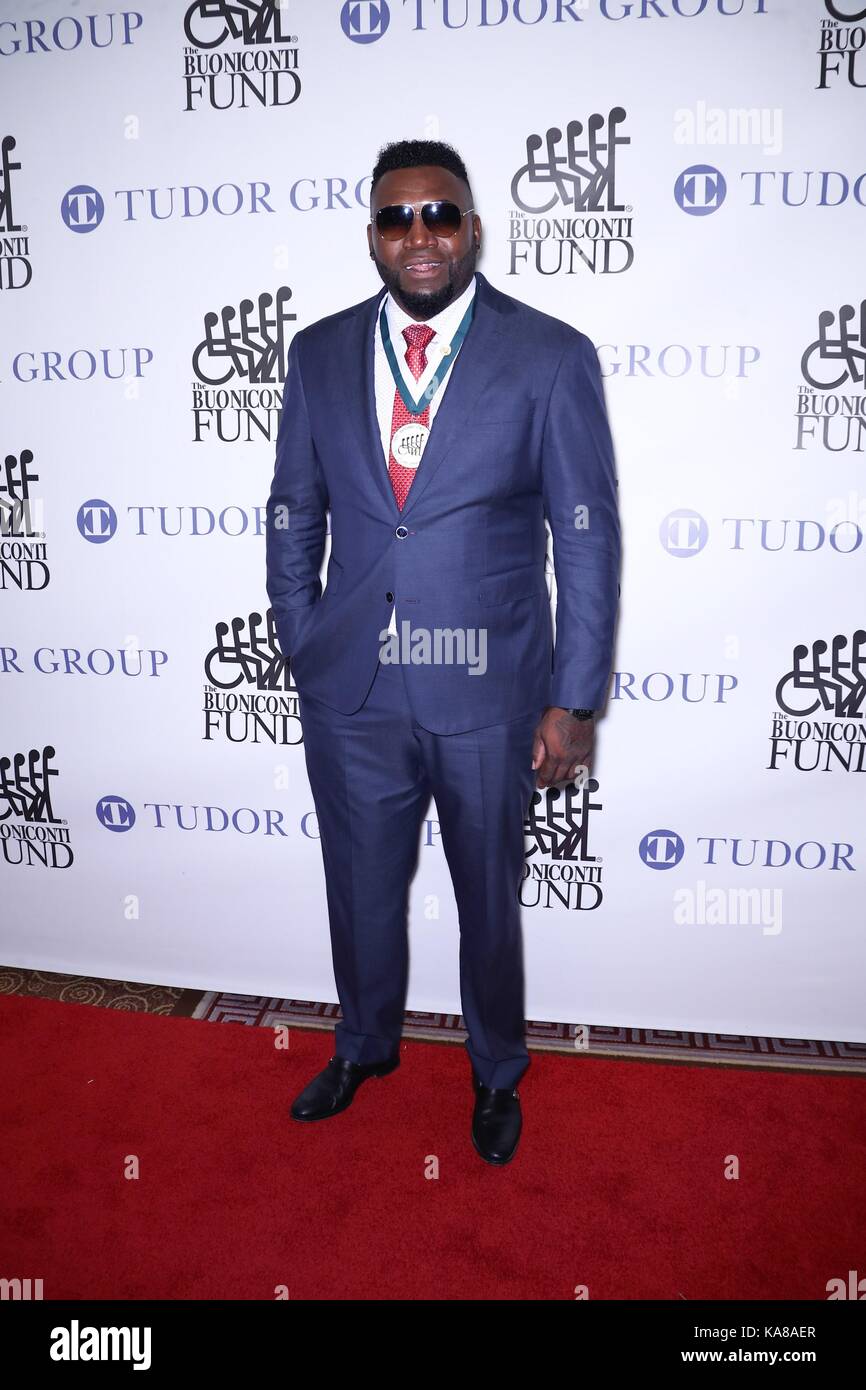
[{"x1": 388, "y1": 321, "x2": 436, "y2": 511}]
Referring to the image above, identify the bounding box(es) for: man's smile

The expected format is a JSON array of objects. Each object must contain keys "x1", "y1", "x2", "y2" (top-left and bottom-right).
[{"x1": 403, "y1": 259, "x2": 445, "y2": 278}]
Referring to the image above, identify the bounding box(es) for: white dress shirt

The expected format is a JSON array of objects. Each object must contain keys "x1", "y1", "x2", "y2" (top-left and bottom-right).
[{"x1": 374, "y1": 272, "x2": 478, "y2": 637}]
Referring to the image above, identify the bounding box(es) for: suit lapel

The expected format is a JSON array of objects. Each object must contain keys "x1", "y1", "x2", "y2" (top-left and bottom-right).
[
  {"x1": 399, "y1": 277, "x2": 508, "y2": 521},
  {"x1": 357, "y1": 284, "x2": 399, "y2": 520},
  {"x1": 346, "y1": 271, "x2": 508, "y2": 523}
]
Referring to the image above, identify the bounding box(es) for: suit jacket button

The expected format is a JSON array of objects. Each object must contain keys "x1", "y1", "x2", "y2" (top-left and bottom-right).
[
  {"x1": 386, "y1": 591, "x2": 394, "y2": 602},
  {"x1": 395, "y1": 525, "x2": 408, "y2": 539}
]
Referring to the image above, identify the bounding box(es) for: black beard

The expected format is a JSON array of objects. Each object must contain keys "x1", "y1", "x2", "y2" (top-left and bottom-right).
[{"x1": 372, "y1": 243, "x2": 478, "y2": 320}]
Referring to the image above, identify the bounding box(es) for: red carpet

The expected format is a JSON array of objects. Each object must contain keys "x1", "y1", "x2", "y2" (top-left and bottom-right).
[{"x1": 1, "y1": 993, "x2": 864, "y2": 1301}]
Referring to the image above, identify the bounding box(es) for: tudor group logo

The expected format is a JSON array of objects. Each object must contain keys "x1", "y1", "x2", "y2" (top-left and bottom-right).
[
  {"x1": 599, "y1": 342, "x2": 760, "y2": 380},
  {"x1": 60, "y1": 179, "x2": 275, "y2": 230},
  {"x1": 97, "y1": 795, "x2": 136, "y2": 832},
  {"x1": 676, "y1": 165, "x2": 866, "y2": 212},
  {"x1": 507, "y1": 112, "x2": 634, "y2": 277},
  {"x1": 659, "y1": 509, "x2": 864, "y2": 559},
  {"x1": 341, "y1": 0, "x2": 390, "y2": 43},
  {"x1": 61, "y1": 184, "x2": 105, "y2": 234},
  {"x1": 0, "y1": 12, "x2": 143, "y2": 55},
  {"x1": 96, "y1": 798, "x2": 294, "y2": 836},
  {"x1": 339, "y1": 0, "x2": 766, "y2": 40},
  {"x1": 639, "y1": 829, "x2": 685, "y2": 870},
  {"x1": 203, "y1": 609, "x2": 302, "y2": 746},
  {"x1": 77, "y1": 499, "x2": 118, "y2": 544},
  {"x1": 674, "y1": 164, "x2": 727, "y2": 216},
  {"x1": 794, "y1": 300, "x2": 866, "y2": 453},
  {"x1": 640, "y1": 829, "x2": 854, "y2": 871},
  {"x1": 659, "y1": 509, "x2": 709, "y2": 558},
  {"x1": 76, "y1": 500, "x2": 268, "y2": 540}
]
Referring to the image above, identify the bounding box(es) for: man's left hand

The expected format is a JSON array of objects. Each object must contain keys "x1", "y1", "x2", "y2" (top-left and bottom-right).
[{"x1": 531, "y1": 707, "x2": 594, "y2": 789}]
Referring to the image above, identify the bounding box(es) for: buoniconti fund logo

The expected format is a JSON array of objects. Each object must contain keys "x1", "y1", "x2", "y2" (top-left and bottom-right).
[
  {"x1": 181, "y1": 0, "x2": 301, "y2": 111},
  {"x1": 769, "y1": 631, "x2": 866, "y2": 773},
  {"x1": 795, "y1": 301, "x2": 866, "y2": 452},
  {"x1": 0, "y1": 135, "x2": 32, "y2": 290},
  {"x1": 1, "y1": 449, "x2": 48, "y2": 592},
  {"x1": 0, "y1": 746, "x2": 73, "y2": 869},
  {"x1": 816, "y1": 1, "x2": 866, "y2": 89},
  {"x1": 191, "y1": 287, "x2": 296, "y2": 443},
  {"x1": 507, "y1": 111, "x2": 634, "y2": 278},
  {"x1": 203, "y1": 609, "x2": 303, "y2": 746},
  {"x1": 521, "y1": 779, "x2": 604, "y2": 913}
]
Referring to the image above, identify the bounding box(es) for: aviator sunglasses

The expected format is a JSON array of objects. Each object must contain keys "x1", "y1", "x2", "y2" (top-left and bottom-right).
[{"x1": 374, "y1": 200, "x2": 475, "y2": 241}]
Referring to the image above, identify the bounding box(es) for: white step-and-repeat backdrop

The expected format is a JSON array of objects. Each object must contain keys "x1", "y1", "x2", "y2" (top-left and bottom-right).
[{"x1": 2, "y1": 0, "x2": 864, "y2": 1041}]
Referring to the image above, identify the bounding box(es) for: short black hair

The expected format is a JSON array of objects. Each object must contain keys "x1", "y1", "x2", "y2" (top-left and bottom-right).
[{"x1": 370, "y1": 139, "x2": 473, "y2": 203}]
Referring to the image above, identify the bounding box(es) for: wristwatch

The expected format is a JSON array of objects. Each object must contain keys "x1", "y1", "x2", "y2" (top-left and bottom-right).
[{"x1": 567, "y1": 708, "x2": 594, "y2": 720}]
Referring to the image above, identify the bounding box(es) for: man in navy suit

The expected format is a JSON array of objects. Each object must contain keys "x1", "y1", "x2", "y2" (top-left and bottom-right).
[{"x1": 266, "y1": 139, "x2": 620, "y2": 1165}]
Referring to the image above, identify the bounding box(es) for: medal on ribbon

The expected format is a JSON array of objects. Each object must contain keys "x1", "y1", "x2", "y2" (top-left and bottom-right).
[
  {"x1": 390, "y1": 422, "x2": 430, "y2": 469},
  {"x1": 379, "y1": 293, "x2": 476, "y2": 419}
]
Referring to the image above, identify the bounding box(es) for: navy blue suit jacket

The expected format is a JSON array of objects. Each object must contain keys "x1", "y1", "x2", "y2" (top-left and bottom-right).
[{"x1": 265, "y1": 269, "x2": 620, "y2": 734}]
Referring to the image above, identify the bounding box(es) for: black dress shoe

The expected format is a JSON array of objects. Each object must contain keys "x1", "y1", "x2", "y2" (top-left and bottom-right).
[
  {"x1": 290, "y1": 1054, "x2": 399, "y2": 1122},
  {"x1": 471, "y1": 1074, "x2": 522, "y2": 1164}
]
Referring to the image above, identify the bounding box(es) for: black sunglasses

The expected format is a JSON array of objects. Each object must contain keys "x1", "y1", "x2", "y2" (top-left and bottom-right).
[{"x1": 374, "y1": 200, "x2": 475, "y2": 241}]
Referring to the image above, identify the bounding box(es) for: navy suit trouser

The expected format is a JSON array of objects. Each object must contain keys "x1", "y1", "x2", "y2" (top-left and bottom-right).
[{"x1": 297, "y1": 653, "x2": 541, "y2": 1090}]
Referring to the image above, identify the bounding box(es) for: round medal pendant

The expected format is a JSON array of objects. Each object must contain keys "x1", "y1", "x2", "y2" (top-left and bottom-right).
[{"x1": 391, "y1": 422, "x2": 430, "y2": 469}]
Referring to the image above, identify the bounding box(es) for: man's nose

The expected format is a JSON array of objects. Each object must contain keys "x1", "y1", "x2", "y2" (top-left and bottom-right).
[{"x1": 403, "y1": 210, "x2": 438, "y2": 250}]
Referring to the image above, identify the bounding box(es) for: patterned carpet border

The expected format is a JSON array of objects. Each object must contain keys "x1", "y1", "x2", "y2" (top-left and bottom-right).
[
  {"x1": 192, "y1": 992, "x2": 866, "y2": 1074},
  {"x1": 0, "y1": 968, "x2": 198, "y2": 1016},
  {"x1": 2, "y1": 970, "x2": 863, "y2": 1073}
]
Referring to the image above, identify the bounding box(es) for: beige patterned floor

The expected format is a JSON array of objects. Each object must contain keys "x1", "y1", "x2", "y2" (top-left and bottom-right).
[{"x1": 2, "y1": 967, "x2": 864, "y2": 1073}]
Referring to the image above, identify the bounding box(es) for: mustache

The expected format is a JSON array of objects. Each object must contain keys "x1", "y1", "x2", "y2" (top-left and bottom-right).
[{"x1": 372, "y1": 241, "x2": 477, "y2": 287}]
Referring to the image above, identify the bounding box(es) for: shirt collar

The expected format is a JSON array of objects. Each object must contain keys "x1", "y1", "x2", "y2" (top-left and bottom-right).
[{"x1": 384, "y1": 272, "x2": 477, "y2": 353}]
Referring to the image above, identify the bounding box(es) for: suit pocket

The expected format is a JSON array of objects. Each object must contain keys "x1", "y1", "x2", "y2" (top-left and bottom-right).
[
  {"x1": 291, "y1": 601, "x2": 319, "y2": 649},
  {"x1": 468, "y1": 416, "x2": 526, "y2": 426},
  {"x1": 478, "y1": 563, "x2": 548, "y2": 606},
  {"x1": 468, "y1": 398, "x2": 536, "y2": 427}
]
